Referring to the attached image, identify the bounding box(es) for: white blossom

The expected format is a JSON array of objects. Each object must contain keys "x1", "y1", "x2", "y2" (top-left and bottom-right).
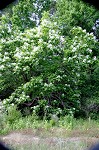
[
  {"x1": 60, "y1": 36, "x2": 64, "y2": 43},
  {"x1": 4, "y1": 52, "x2": 9, "y2": 55},
  {"x1": 83, "y1": 29, "x2": 86, "y2": 33},
  {"x1": 68, "y1": 57, "x2": 72, "y2": 61},
  {"x1": 11, "y1": 103, "x2": 14, "y2": 106},
  {"x1": 63, "y1": 58, "x2": 66, "y2": 61},
  {"x1": 0, "y1": 65, "x2": 4, "y2": 70},
  {"x1": 47, "y1": 44, "x2": 53, "y2": 49},
  {"x1": 93, "y1": 56, "x2": 97, "y2": 60},
  {"x1": 83, "y1": 59, "x2": 86, "y2": 63},
  {"x1": 33, "y1": 46, "x2": 39, "y2": 52},
  {"x1": 89, "y1": 32, "x2": 94, "y2": 36},
  {"x1": 76, "y1": 73, "x2": 80, "y2": 77},
  {"x1": 72, "y1": 47, "x2": 76, "y2": 52},
  {"x1": 87, "y1": 48, "x2": 92, "y2": 53},
  {"x1": 14, "y1": 52, "x2": 22, "y2": 59},
  {"x1": 24, "y1": 42, "x2": 29, "y2": 47},
  {"x1": 87, "y1": 60, "x2": 91, "y2": 63},
  {"x1": 73, "y1": 55, "x2": 77, "y2": 59},
  {"x1": 86, "y1": 55, "x2": 89, "y2": 59}
]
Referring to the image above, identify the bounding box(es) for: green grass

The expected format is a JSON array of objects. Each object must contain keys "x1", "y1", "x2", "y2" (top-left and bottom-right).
[
  {"x1": 0, "y1": 113, "x2": 99, "y2": 135},
  {"x1": 1, "y1": 105, "x2": 99, "y2": 135}
]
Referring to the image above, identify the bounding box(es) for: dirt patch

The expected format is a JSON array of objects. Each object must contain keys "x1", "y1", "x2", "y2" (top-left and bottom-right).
[
  {"x1": 2, "y1": 133, "x2": 39, "y2": 144},
  {"x1": 68, "y1": 128, "x2": 99, "y2": 138},
  {"x1": 0, "y1": 129, "x2": 99, "y2": 149}
]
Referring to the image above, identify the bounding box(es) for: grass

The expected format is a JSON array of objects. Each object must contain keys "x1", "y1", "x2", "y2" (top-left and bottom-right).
[
  {"x1": 0, "y1": 105, "x2": 99, "y2": 135},
  {"x1": 0, "y1": 109, "x2": 99, "y2": 150},
  {"x1": 0, "y1": 112, "x2": 99, "y2": 135}
]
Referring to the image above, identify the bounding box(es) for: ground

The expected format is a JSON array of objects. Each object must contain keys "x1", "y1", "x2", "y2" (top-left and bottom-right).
[{"x1": 0, "y1": 128, "x2": 99, "y2": 150}]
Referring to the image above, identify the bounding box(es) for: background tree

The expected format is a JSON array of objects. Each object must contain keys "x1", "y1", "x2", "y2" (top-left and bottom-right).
[{"x1": 53, "y1": 0, "x2": 99, "y2": 35}]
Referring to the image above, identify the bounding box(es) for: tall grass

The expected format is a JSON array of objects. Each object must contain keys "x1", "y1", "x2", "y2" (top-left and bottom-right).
[{"x1": 0, "y1": 110, "x2": 99, "y2": 135}]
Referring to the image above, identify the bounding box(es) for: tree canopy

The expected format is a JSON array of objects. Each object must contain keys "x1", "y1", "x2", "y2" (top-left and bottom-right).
[{"x1": 0, "y1": 0, "x2": 99, "y2": 119}]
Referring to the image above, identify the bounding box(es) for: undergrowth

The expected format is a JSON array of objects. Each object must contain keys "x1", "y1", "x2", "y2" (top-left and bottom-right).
[{"x1": 0, "y1": 105, "x2": 99, "y2": 135}]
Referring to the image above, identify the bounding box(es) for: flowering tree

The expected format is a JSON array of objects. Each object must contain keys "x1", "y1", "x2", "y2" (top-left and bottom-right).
[
  {"x1": 0, "y1": 12, "x2": 98, "y2": 117},
  {"x1": 0, "y1": 1, "x2": 99, "y2": 118}
]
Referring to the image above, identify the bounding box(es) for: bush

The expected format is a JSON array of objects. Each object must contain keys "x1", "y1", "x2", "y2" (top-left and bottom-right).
[{"x1": 5, "y1": 105, "x2": 22, "y2": 124}]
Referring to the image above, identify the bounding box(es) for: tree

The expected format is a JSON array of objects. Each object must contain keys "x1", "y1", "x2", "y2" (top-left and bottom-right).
[
  {"x1": 1, "y1": 14, "x2": 98, "y2": 117},
  {"x1": 0, "y1": 0, "x2": 99, "y2": 118},
  {"x1": 53, "y1": 0, "x2": 99, "y2": 35}
]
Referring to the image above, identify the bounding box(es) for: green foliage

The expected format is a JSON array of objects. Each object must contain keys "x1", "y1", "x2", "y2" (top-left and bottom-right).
[
  {"x1": 0, "y1": 0, "x2": 99, "y2": 119},
  {"x1": 54, "y1": 0, "x2": 99, "y2": 35},
  {"x1": 5, "y1": 105, "x2": 22, "y2": 124},
  {"x1": 1, "y1": 19, "x2": 98, "y2": 117},
  {"x1": 8, "y1": 0, "x2": 52, "y2": 31},
  {"x1": 1, "y1": 111, "x2": 99, "y2": 135}
]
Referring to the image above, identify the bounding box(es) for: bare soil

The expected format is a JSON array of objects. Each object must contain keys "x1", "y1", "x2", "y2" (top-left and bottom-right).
[{"x1": 0, "y1": 128, "x2": 99, "y2": 149}]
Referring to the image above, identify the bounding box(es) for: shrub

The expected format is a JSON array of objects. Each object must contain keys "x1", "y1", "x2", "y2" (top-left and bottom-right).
[{"x1": 5, "y1": 105, "x2": 22, "y2": 124}]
